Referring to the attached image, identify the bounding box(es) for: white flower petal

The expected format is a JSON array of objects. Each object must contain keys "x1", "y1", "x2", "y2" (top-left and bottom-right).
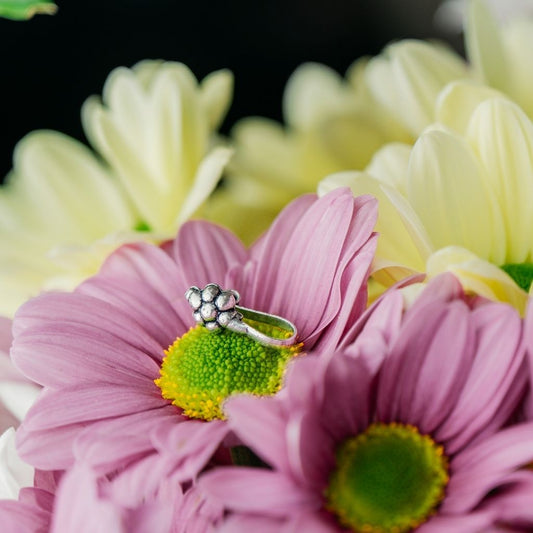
[
  {"x1": 465, "y1": 98, "x2": 533, "y2": 262},
  {"x1": 200, "y1": 69, "x2": 234, "y2": 130},
  {"x1": 427, "y1": 246, "x2": 528, "y2": 314},
  {"x1": 82, "y1": 61, "x2": 230, "y2": 232},
  {"x1": 407, "y1": 128, "x2": 506, "y2": 263},
  {"x1": 436, "y1": 80, "x2": 504, "y2": 135},
  {"x1": 365, "y1": 142, "x2": 412, "y2": 197},
  {"x1": 0, "y1": 428, "x2": 34, "y2": 500},
  {"x1": 282, "y1": 63, "x2": 357, "y2": 130},
  {"x1": 0, "y1": 383, "x2": 40, "y2": 423},
  {"x1": 503, "y1": 18, "x2": 533, "y2": 117},
  {"x1": 465, "y1": 0, "x2": 510, "y2": 92},
  {"x1": 365, "y1": 41, "x2": 468, "y2": 136},
  {"x1": 9, "y1": 131, "x2": 134, "y2": 240},
  {"x1": 178, "y1": 147, "x2": 233, "y2": 224}
]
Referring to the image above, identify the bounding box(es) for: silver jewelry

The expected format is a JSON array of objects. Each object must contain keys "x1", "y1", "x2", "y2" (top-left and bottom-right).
[{"x1": 185, "y1": 283, "x2": 298, "y2": 347}]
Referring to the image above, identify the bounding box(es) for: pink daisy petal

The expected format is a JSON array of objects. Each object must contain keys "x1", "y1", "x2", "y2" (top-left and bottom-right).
[
  {"x1": 249, "y1": 189, "x2": 377, "y2": 343},
  {"x1": 0, "y1": 499, "x2": 50, "y2": 533},
  {"x1": 410, "y1": 272, "x2": 465, "y2": 308},
  {"x1": 82, "y1": 278, "x2": 188, "y2": 352},
  {"x1": 403, "y1": 301, "x2": 476, "y2": 434},
  {"x1": 309, "y1": 236, "x2": 377, "y2": 350},
  {"x1": 319, "y1": 351, "x2": 373, "y2": 442},
  {"x1": 199, "y1": 467, "x2": 319, "y2": 517},
  {"x1": 73, "y1": 408, "x2": 180, "y2": 474},
  {"x1": 13, "y1": 322, "x2": 160, "y2": 389},
  {"x1": 152, "y1": 418, "x2": 230, "y2": 482},
  {"x1": 377, "y1": 299, "x2": 474, "y2": 430},
  {"x1": 435, "y1": 303, "x2": 525, "y2": 453},
  {"x1": 169, "y1": 220, "x2": 249, "y2": 291},
  {"x1": 13, "y1": 292, "x2": 165, "y2": 357},
  {"x1": 481, "y1": 471, "x2": 533, "y2": 526},
  {"x1": 444, "y1": 423, "x2": 533, "y2": 513},
  {"x1": 218, "y1": 514, "x2": 284, "y2": 533},
  {"x1": 225, "y1": 394, "x2": 291, "y2": 474},
  {"x1": 247, "y1": 194, "x2": 317, "y2": 306},
  {"x1": 281, "y1": 355, "x2": 324, "y2": 411},
  {"x1": 287, "y1": 511, "x2": 346, "y2": 533},
  {"x1": 286, "y1": 409, "x2": 335, "y2": 490},
  {"x1": 50, "y1": 466, "x2": 123, "y2": 533},
  {"x1": 341, "y1": 289, "x2": 404, "y2": 374},
  {"x1": 22, "y1": 384, "x2": 163, "y2": 432},
  {"x1": 94, "y1": 241, "x2": 185, "y2": 301},
  {"x1": 16, "y1": 422, "x2": 87, "y2": 469},
  {"x1": 104, "y1": 452, "x2": 182, "y2": 507},
  {"x1": 176, "y1": 484, "x2": 224, "y2": 532},
  {"x1": 418, "y1": 511, "x2": 494, "y2": 532},
  {"x1": 0, "y1": 316, "x2": 12, "y2": 354},
  {"x1": 82, "y1": 241, "x2": 195, "y2": 343}
]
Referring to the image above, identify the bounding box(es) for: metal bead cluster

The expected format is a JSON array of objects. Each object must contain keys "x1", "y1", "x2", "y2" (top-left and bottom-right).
[{"x1": 185, "y1": 283, "x2": 241, "y2": 331}]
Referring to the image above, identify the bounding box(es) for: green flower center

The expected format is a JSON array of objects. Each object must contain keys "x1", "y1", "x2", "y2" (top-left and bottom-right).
[
  {"x1": 500, "y1": 263, "x2": 533, "y2": 292},
  {"x1": 134, "y1": 220, "x2": 151, "y2": 232},
  {"x1": 325, "y1": 423, "x2": 449, "y2": 532},
  {"x1": 155, "y1": 321, "x2": 301, "y2": 421}
]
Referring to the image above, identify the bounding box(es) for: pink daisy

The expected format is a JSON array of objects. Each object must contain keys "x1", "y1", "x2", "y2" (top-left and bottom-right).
[
  {"x1": 200, "y1": 274, "x2": 533, "y2": 532},
  {"x1": 11, "y1": 189, "x2": 378, "y2": 486},
  {"x1": 0, "y1": 469, "x2": 59, "y2": 533},
  {"x1": 49, "y1": 463, "x2": 221, "y2": 533},
  {"x1": 0, "y1": 459, "x2": 222, "y2": 533}
]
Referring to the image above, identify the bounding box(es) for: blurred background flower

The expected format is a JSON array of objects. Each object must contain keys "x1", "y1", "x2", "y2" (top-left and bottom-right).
[{"x1": 0, "y1": 0, "x2": 457, "y2": 180}]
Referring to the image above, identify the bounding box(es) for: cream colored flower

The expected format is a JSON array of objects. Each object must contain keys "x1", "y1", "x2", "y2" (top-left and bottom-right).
[
  {"x1": 320, "y1": 85, "x2": 533, "y2": 312},
  {"x1": 0, "y1": 61, "x2": 233, "y2": 316},
  {"x1": 466, "y1": 0, "x2": 533, "y2": 118},
  {"x1": 436, "y1": 0, "x2": 533, "y2": 32},
  {"x1": 210, "y1": 35, "x2": 470, "y2": 243}
]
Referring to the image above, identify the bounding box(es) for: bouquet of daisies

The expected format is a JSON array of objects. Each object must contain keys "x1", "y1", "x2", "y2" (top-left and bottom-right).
[{"x1": 1, "y1": 1, "x2": 533, "y2": 531}]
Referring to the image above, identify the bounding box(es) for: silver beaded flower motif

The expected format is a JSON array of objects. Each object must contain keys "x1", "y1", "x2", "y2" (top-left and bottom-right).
[{"x1": 185, "y1": 283, "x2": 241, "y2": 330}]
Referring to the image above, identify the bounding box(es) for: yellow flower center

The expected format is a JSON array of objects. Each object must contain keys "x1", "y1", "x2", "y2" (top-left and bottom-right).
[
  {"x1": 155, "y1": 320, "x2": 302, "y2": 421},
  {"x1": 325, "y1": 423, "x2": 449, "y2": 532}
]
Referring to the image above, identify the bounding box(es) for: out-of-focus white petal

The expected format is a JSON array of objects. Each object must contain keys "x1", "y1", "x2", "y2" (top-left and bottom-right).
[
  {"x1": 282, "y1": 63, "x2": 357, "y2": 130},
  {"x1": 82, "y1": 61, "x2": 231, "y2": 232},
  {"x1": 0, "y1": 428, "x2": 34, "y2": 500},
  {"x1": 502, "y1": 18, "x2": 533, "y2": 117},
  {"x1": 465, "y1": 0, "x2": 510, "y2": 92},
  {"x1": 365, "y1": 40, "x2": 468, "y2": 136},
  {"x1": 178, "y1": 147, "x2": 233, "y2": 224},
  {"x1": 0, "y1": 383, "x2": 40, "y2": 423},
  {"x1": 200, "y1": 69, "x2": 234, "y2": 130},
  {"x1": 7, "y1": 131, "x2": 134, "y2": 240}
]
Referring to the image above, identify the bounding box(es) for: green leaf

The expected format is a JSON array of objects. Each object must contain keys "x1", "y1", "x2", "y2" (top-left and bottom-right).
[{"x1": 0, "y1": 0, "x2": 57, "y2": 20}]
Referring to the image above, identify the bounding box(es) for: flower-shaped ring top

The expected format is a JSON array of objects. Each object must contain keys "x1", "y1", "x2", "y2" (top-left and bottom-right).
[{"x1": 185, "y1": 283, "x2": 298, "y2": 347}]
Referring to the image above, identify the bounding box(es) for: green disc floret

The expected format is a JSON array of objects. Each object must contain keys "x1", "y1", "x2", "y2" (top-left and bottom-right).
[
  {"x1": 325, "y1": 423, "x2": 449, "y2": 532},
  {"x1": 155, "y1": 320, "x2": 301, "y2": 421}
]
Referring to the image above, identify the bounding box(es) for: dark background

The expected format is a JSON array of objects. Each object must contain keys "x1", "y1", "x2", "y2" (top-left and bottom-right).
[{"x1": 0, "y1": 0, "x2": 462, "y2": 180}]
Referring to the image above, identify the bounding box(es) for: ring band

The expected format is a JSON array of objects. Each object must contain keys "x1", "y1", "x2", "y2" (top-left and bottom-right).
[{"x1": 185, "y1": 283, "x2": 298, "y2": 347}]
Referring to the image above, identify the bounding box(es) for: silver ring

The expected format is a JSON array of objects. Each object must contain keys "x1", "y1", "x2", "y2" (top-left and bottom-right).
[{"x1": 185, "y1": 283, "x2": 298, "y2": 347}]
